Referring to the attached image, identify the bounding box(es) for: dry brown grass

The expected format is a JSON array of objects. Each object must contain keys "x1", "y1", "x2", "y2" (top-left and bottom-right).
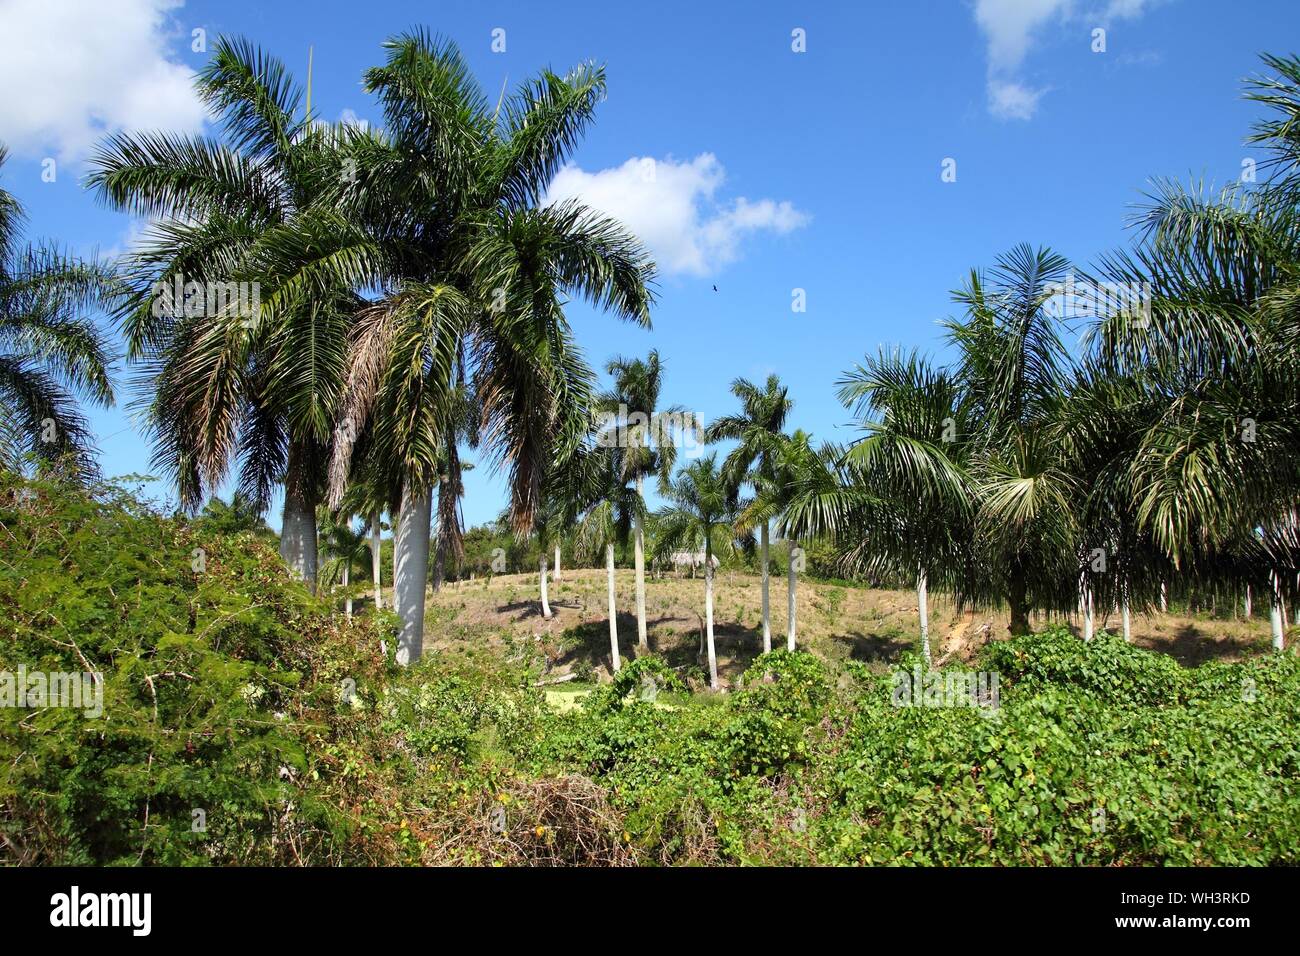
[{"x1": 408, "y1": 567, "x2": 1278, "y2": 684}]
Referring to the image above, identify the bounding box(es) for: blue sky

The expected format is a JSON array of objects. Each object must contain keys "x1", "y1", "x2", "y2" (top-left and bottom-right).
[{"x1": 2, "y1": 0, "x2": 1296, "y2": 529}]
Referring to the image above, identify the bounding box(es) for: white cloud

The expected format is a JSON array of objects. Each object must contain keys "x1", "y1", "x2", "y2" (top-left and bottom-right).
[
  {"x1": 0, "y1": 0, "x2": 206, "y2": 160},
  {"x1": 338, "y1": 108, "x2": 369, "y2": 131},
  {"x1": 988, "y1": 79, "x2": 1048, "y2": 120},
  {"x1": 972, "y1": 0, "x2": 1167, "y2": 121},
  {"x1": 545, "y1": 154, "x2": 809, "y2": 277}
]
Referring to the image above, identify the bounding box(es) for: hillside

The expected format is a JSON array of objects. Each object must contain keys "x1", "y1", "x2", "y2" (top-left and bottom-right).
[{"x1": 413, "y1": 568, "x2": 1279, "y2": 686}]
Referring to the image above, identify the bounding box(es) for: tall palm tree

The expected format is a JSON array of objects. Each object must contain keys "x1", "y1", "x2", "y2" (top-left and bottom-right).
[
  {"x1": 944, "y1": 246, "x2": 1081, "y2": 634},
  {"x1": 596, "y1": 350, "x2": 692, "y2": 649},
  {"x1": 653, "y1": 454, "x2": 738, "y2": 690},
  {"x1": 706, "y1": 374, "x2": 792, "y2": 652},
  {"x1": 87, "y1": 37, "x2": 361, "y2": 588},
  {"x1": 738, "y1": 430, "x2": 853, "y2": 652},
  {"x1": 574, "y1": 440, "x2": 642, "y2": 672},
  {"x1": 310, "y1": 32, "x2": 655, "y2": 664},
  {"x1": 834, "y1": 354, "x2": 973, "y2": 662},
  {"x1": 793, "y1": 248, "x2": 1080, "y2": 642},
  {"x1": 0, "y1": 146, "x2": 116, "y2": 477}
]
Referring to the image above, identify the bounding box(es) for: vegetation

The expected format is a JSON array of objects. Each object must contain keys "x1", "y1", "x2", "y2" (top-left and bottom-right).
[
  {"x1": 2, "y1": 31, "x2": 1298, "y2": 868},
  {"x1": 3, "y1": 477, "x2": 1296, "y2": 866}
]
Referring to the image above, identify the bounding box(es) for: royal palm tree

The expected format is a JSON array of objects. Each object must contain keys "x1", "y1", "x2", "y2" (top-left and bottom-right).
[
  {"x1": 653, "y1": 454, "x2": 738, "y2": 689},
  {"x1": 574, "y1": 439, "x2": 642, "y2": 672},
  {"x1": 0, "y1": 146, "x2": 115, "y2": 477},
  {"x1": 706, "y1": 374, "x2": 792, "y2": 652},
  {"x1": 251, "y1": 32, "x2": 655, "y2": 664},
  {"x1": 88, "y1": 37, "x2": 362, "y2": 588},
  {"x1": 596, "y1": 350, "x2": 693, "y2": 649},
  {"x1": 737, "y1": 429, "x2": 854, "y2": 652}
]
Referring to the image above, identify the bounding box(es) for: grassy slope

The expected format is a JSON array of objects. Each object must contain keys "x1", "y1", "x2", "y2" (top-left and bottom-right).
[{"x1": 394, "y1": 568, "x2": 1278, "y2": 688}]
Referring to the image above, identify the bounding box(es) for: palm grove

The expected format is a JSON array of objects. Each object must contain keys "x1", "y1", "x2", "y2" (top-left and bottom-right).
[{"x1": 3, "y1": 36, "x2": 1297, "y2": 685}]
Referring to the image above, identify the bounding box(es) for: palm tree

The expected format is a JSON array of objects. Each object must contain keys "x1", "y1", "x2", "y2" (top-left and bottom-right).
[
  {"x1": 706, "y1": 374, "x2": 792, "y2": 652},
  {"x1": 943, "y1": 246, "x2": 1082, "y2": 635},
  {"x1": 319, "y1": 511, "x2": 370, "y2": 621},
  {"x1": 309, "y1": 32, "x2": 655, "y2": 664},
  {"x1": 738, "y1": 429, "x2": 854, "y2": 653},
  {"x1": 574, "y1": 441, "x2": 642, "y2": 672},
  {"x1": 1082, "y1": 53, "x2": 1300, "y2": 646},
  {"x1": 833, "y1": 353, "x2": 974, "y2": 661},
  {"x1": 333, "y1": 476, "x2": 390, "y2": 611},
  {"x1": 87, "y1": 37, "x2": 362, "y2": 589},
  {"x1": 596, "y1": 350, "x2": 693, "y2": 649},
  {"x1": 0, "y1": 145, "x2": 116, "y2": 477},
  {"x1": 653, "y1": 454, "x2": 738, "y2": 689},
  {"x1": 793, "y1": 248, "x2": 1080, "y2": 644}
]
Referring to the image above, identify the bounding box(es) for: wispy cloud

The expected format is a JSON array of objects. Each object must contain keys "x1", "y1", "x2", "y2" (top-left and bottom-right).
[
  {"x1": 545, "y1": 154, "x2": 809, "y2": 277},
  {"x1": 972, "y1": 0, "x2": 1168, "y2": 121}
]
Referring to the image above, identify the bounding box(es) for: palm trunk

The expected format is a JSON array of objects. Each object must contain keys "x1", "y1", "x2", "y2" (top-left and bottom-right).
[
  {"x1": 279, "y1": 442, "x2": 318, "y2": 590},
  {"x1": 343, "y1": 563, "x2": 352, "y2": 621},
  {"x1": 1271, "y1": 572, "x2": 1285, "y2": 651},
  {"x1": 917, "y1": 568, "x2": 931, "y2": 668},
  {"x1": 540, "y1": 552, "x2": 552, "y2": 618},
  {"x1": 554, "y1": 544, "x2": 561, "y2": 582},
  {"x1": 633, "y1": 476, "x2": 647, "y2": 648},
  {"x1": 1121, "y1": 595, "x2": 1131, "y2": 642},
  {"x1": 1245, "y1": 585, "x2": 1252, "y2": 619},
  {"x1": 393, "y1": 482, "x2": 432, "y2": 665},
  {"x1": 705, "y1": 543, "x2": 718, "y2": 689},
  {"x1": 786, "y1": 539, "x2": 798, "y2": 652},
  {"x1": 760, "y1": 522, "x2": 771, "y2": 653},
  {"x1": 1160, "y1": 581, "x2": 1167, "y2": 613},
  {"x1": 1007, "y1": 563, "x2": 1030, "y2": 636},
  {"x1": 370, "y1": 510, "x2": 383, "y2": 611},
  {"x1": 606, "y1": 543, "x2": 620, "y2": 672},
  {"x1": 1083, "y1": 583, "x2": 1094, "y2": 641},
  {"x1": 432, "y1": 534, "x2": 446, "y2": 591}
]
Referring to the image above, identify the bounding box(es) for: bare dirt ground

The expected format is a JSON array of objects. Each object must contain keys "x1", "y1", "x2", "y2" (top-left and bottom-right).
[{"x1": 404, "y1": 567, "x2": 1279, "y2": 687}]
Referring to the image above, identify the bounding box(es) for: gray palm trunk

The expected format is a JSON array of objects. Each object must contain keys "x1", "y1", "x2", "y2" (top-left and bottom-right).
[
  {"x1": 705, "y1": 543, "x2": 718, "y2": 689},
  {"x1": 1271, "y1": 572, "x2": 1285, "y2": 650},
  {"x1": 1122, "y1": 596, "x2": 1131, "y2": 642},
  {"x1": 633, "y1": 475, "x2": 647, "y2": 647},
  {"x1": 393, "y1": 483, "x2": 432, "y2": 665},
  {"x1": 760, "y1": 523, "x2": 771, "y2": 653},
  {"x1": 606, "y1": 543, "x2": 620, "y2": 671},
  {"x1": 370, "y1": 509, "x2": 383, "y2": 610},
  {"x1": 540, "y1": 553, "x2": 552, "y2": 618},
  {"x1": 279, "y1": 490, "x2": 318, "y2": 589},
  {"x1": 917, "y1": 569, "x2": 931, "y2": 667},
  {"x1": 1082, "y1": 584, "x2": 1094, "y2": 641}
]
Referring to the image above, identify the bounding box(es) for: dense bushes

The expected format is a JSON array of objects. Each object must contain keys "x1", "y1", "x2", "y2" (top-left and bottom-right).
[
  {"x1": 515, "y1": 634, "x2": 1300, "y2": 865},
  {"x1": 4, "y1": 477, "x2": 1297, "y2": 865},
  {"x1": 0, "y1": 476, "x2": 412, "y2": 865}
]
